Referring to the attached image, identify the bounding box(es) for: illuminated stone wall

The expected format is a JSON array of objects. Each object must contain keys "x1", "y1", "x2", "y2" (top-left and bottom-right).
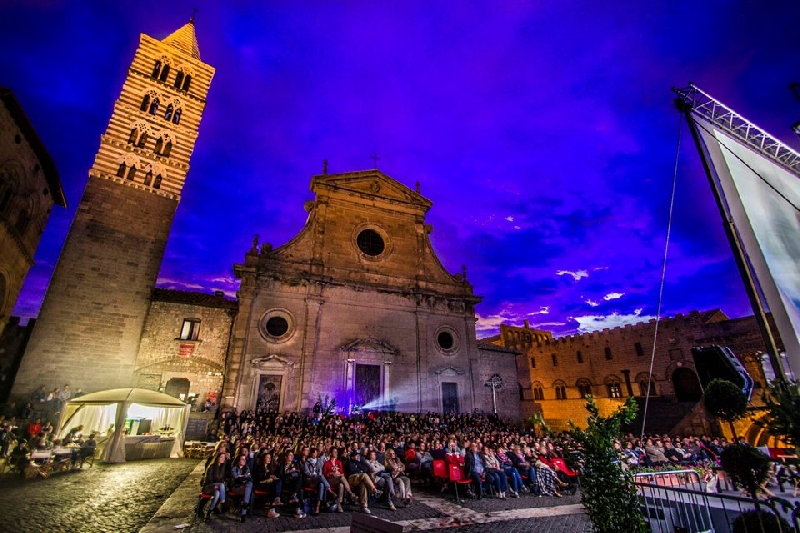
[
  {"x1": 495, "y1": 311, "x2": 774, "y2": 432},
  {"x1": 12, "y1": 23, "x2": 214, "y2": 396},
  {"x1": 224, "y1": 170, "x2": 497, "y2": 416},
  {"x1": 134, "y1": 289, "x2": 234, "y2": 407}
]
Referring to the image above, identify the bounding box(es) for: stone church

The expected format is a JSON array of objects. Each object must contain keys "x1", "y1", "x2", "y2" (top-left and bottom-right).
[{"x1": 10, "y1": 20, "x2": 521, "y2": 420}]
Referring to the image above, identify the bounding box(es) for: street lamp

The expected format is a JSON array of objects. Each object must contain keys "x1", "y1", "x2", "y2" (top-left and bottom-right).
[{"x1": 484, "y1": 374, "x2": 503, "y2": 416}]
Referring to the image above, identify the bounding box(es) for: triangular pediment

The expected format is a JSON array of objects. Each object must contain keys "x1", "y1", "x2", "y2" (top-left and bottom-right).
[
  {"x1": 340, "y1": 338, "x2": 397, "y2": 355},
  {"x1": 312, "y1": 170, "x2": 431, "y2": 211}
]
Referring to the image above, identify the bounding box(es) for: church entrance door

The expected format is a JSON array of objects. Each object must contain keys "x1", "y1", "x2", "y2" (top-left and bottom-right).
[
  {"x1": 442, "y1": 382, "x2": 459, "y2": 414},
  {"x1": 256, "y1": 374, "x2": 283, "y2": 412},
  {"x1": 354, "y1": 364, "x2": 381, "y2": 409}
]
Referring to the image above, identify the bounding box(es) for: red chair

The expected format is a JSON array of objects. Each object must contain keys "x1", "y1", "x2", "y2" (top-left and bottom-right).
[
  {"x1": 433, "y1": 460, "x2": 448, "y2": 482},
  {"x1": 433, "y1": 459, "x2": 448, "y2": 492},
  {"x1": 195, "y1": 492, "x2": 212, "y2": 518},
  {"x1": 550, "y1": 457, "x2": 579, "y2": 477},
  {"x1": 548, "y1": 457, "x2": 580, "y2": 494},
  {"x1": 448, "y1": 464, "x2": 473, "y2": 503}
]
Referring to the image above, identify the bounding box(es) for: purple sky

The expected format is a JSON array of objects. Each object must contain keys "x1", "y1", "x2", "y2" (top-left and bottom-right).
[{"x1": 3, "y1": 1, "x2": 799, "y2": 337}]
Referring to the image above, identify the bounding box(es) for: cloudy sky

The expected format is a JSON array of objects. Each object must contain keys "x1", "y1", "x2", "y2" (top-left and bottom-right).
[{"x1": 3, "y1": 1, "x2": 799, "y2": 337}]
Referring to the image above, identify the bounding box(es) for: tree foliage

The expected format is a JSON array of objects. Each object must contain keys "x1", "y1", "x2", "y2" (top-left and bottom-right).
[
  {"x1": 756, "y1": 380, "x2": 800, "y2": 453},
  {"x1": 703, "y1": 378, "x2": 748, "y2": 439},
  {"x1": 567, "y1": 395, "x2": 648, "y2": 533},
  {"x1": 720, "y1": 444, "x2": 770, "y2": 498}
]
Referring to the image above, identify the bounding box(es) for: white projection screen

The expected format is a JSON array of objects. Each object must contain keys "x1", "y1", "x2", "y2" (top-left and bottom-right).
[{"x1": 695, "y1": 122, "x2": 800, "y2": 379}]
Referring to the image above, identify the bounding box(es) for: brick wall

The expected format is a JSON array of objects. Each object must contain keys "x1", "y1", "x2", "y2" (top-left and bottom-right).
[{"x1": 135, "y1": 295, "x2": 233, "y2": 405}]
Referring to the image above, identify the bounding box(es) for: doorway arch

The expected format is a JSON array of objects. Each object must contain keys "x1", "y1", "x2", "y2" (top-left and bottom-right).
[
  {"x1": 672, "y1": 368, "x2": 702, "y2": 402},
  {"x1": 165, "y1": 377, "x2": 190, "y2": 400}
]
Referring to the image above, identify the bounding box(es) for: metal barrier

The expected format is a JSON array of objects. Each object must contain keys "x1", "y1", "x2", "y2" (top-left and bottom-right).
[{"x1": 634, "y1": 470, "x2": 793, "y2": 533}]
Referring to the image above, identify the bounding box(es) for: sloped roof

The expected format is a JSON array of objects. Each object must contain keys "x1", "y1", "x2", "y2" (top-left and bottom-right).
[
  {"x1": 66, "y1": 387, "x2": 186, "y2": 407},
  {"x1": 162, "y1": 20, "x2": 201, "y2": 60},
  {"x1": 0, "y1": 85, "x2": 66, "y2": 207},
  {"x1": 477, "y1": 340, "x2": 519, "y2": 354},
  {"x1": 150, "y1": 288, "x2": 236, "y2": 309}
]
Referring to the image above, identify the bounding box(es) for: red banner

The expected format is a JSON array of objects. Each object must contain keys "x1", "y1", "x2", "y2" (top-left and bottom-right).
[{"x1": 178, "y1": 343, "x2": 195, "y2": 358}]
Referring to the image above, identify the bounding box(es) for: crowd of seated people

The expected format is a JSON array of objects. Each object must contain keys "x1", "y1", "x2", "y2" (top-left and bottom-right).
[
  {"x1": 617, "y1": 433, "x2": 730, "y2": 470},
  {"x1": 199, "y1": 408, "x2": 591, "y2": 521}
]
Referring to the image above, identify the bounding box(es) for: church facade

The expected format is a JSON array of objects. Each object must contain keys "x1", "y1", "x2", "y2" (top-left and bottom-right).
[{"x1": 221, "y1": 169, "x2": 513, "y2": 416}]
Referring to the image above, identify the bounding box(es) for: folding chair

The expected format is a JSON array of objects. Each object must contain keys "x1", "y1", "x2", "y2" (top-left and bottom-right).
[{"x1": 448, "y1": 464, "x2": 473, "y2": 504}]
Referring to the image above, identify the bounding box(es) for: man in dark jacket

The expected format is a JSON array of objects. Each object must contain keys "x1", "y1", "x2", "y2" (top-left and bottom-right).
[
  {"x1": 463, "y1": 441, "x2": 485, "y2": 499},
  {"x1": 345, "y1": 450, "x2": 379, "y2": 514}
]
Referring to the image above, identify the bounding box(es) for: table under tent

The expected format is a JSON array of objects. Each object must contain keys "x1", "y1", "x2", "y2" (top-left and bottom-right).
[{"x1": 57, "y1": 388, "x2": 190, "y2": 462}]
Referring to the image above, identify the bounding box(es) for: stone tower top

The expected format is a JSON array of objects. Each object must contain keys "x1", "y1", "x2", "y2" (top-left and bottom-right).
[
  {"x1": 86, "y1": 20, "x2": 215, "y2": 202},
  {"x1": 162, "y1": 19, "x2": 202, "y2": 60}
]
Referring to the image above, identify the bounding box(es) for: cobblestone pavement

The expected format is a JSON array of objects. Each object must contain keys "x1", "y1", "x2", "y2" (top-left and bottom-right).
[
  {"x1": 143, "y1": 462, "x2": 589, "y2": 533},
  {"x1": 0, "y1": 458, "x2": 200, "y2": 533}
]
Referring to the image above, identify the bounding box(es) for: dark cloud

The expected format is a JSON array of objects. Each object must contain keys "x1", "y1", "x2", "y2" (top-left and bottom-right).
[{"x1": 5, "y1": 1, "x2": 798, "y2": 338}]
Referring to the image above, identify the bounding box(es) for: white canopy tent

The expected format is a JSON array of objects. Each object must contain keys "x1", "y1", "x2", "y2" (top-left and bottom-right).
[{"x1": 57, "y1": 388, "x2": 189, "y2": 463}]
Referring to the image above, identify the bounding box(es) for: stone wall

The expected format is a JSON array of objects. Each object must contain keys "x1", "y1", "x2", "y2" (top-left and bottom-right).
[
  {"x1": 497, "y1": 310, "x2": 775, "y2": 433},
  {"x1": 135, "y1": 289, "x2": 234, "y2": 407},
  {"x1": 0, "y1": 92, "x2": 63, "y2": 335},
  {"x1": 228, "y1": 170, "x2": 488, "y2": 415}
]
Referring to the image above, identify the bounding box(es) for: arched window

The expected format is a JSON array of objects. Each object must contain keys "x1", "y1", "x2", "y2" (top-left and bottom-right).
[
  {"x1": 154, "y1": 137, "x2": 163, "y2": 154},
  {"x1": 532, "y1": 382, "x2": 544, "y2": 401},
  {"x1": 140, "y1": 94, "x2": 150, "y2": 111},
  {"x1": 144, "y1": 170, "x2": 153, "y2": 187},
  {"x1": 151, "y1": 60, "x2": 161, "y2": 79},
  {"x1": 128, "y1": 128, "x2": 138, "y2": 144},
  {"x1": 163, "y1": 141, "x2": 172, "y2": 157},
  {"x1": 153, "y1": 174, "x2": 162, "y2": 189},
  {"x1": 174, "y1": 71, "x2": 184, "y2": 90},
  {"x1": 149, "y1": 97, "x2": 160, "y2": 115},
  {"x1": 576, "y1": 379, "x2": 592, "y2": 398},
  {"x1": 159, "y1": 64, "x2": 170, "y2": 83},
  {"x1": 635, "y1": 373, "x2": 656, "y2": 397},
  {"x1": 126, "y1": 165, "x2": 136, "y2": 181},
  {"x1": 172, "y1": 109, "x2": 181, "y2": 125},
  {"x1": 182, "y1": 74, "x2": 191, "y2": 92},
  {"x1": 136, "y1": 132, "x2": 148, "y2": 148},
  {"x1": 554, "y1": 380, "x2": 567, "y2": 400},
  {"x1": 605, "y1": 376, "x2": 622, "y2": 398},
  {"x1": 117, "y1": 163, "x2": 126, "y2": 178},
  {"x1": 164, "y1": 104, "x2": 174, "y2": 121}
]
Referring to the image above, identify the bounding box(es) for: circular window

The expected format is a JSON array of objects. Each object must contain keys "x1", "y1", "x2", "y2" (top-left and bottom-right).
[
  {"x1": 435, "y1": 326, "x2": 459, "y2": 355},
  {"x1": 265, "y1": 316, "x2": 288, "y2": 337},
  {"x1": 437, "y1": 331, "x2": 454, "y2": 350},
  {"x1": 356, "y1": 229, "x2": 385, "y2": 256},
  {"x1": 259, "y1": 309, "x2": 295, "y2": 343}
]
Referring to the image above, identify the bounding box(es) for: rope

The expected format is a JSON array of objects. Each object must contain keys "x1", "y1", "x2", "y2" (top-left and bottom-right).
[{"x1": 640, "y1": 111, "x2": 683, "y2": 440}]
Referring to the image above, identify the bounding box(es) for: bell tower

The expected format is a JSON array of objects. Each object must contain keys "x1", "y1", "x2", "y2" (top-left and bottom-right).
[{"x1": 13, "y1": 19, "x2": 215, "y2": 395}]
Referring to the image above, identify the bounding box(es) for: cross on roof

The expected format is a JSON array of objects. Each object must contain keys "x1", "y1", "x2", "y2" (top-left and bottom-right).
[{"x1": 370, "y1": 154, "x2": 380, "y2": 168}]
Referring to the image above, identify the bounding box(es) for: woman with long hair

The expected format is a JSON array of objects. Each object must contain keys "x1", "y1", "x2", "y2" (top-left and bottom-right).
[{"x1": 203, "y1": 452, "x2": 229, "y2": 518}]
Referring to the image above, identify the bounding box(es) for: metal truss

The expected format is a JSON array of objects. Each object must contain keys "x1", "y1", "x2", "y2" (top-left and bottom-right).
[{"x1": 674, "y1": 84, "x2": 800, "y2": 177}]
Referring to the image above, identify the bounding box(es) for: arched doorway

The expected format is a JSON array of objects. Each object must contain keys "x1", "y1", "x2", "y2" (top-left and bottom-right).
[
  {"x1": 672, "y1": 368, "x2": 702, "y2": 402},
  {"x1": 165, "y1": 377, "x2": 190, "y2": 400}
]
